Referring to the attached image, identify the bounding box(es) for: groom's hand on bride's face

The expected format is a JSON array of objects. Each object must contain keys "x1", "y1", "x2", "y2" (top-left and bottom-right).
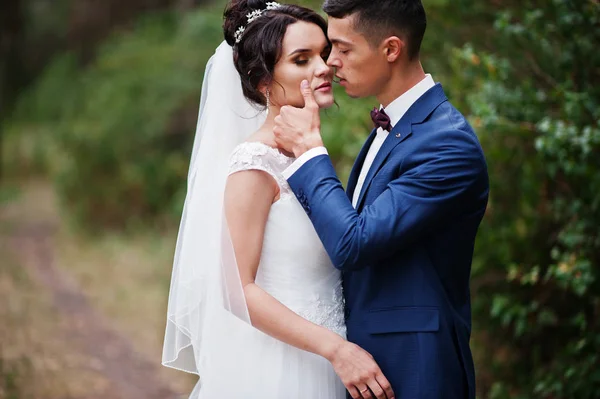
[{"x1": 273, "y1": 80, "x2": 324, "y2": 158}]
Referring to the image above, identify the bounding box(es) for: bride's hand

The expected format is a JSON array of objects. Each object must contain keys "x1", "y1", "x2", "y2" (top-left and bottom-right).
[{"x1": 325, "y1": 339, "x2": 395, "y2": 399}]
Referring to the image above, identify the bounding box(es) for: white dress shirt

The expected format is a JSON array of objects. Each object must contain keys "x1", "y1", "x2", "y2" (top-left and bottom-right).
[{"x1": 282, "y1": 74, "x2": 436, "y2": 208}]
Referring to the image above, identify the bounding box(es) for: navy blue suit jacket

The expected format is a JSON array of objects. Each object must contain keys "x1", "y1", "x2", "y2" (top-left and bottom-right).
[{"x1": 288, "y1": 84, "x2": 488, "y2": 399}]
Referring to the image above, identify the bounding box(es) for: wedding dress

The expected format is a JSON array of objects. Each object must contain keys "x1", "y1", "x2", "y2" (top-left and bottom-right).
[
  {"x1": 162, "y1": 42, "x2": 346, "y2": 398},
  {"x1": 190, "y1": 142, "x2": 347, "y2": 398}
]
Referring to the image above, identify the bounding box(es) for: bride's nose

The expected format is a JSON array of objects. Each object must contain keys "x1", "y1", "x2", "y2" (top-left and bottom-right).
[{"x1": 314, "y1": 57, "x2": 331, "y2": 78}]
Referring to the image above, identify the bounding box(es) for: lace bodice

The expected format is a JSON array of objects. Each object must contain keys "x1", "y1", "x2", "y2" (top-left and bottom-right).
[
  {"x1": 227, "y1": 142, "x2": 346, "y2": 336},
  {"x1": 229, "y1": 142, "x2": 294, "y2": 199}
]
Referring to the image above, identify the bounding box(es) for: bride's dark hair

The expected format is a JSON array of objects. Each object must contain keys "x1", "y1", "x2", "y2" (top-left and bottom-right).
[{"x1": 223, "y1": 0, "x2": 328, "y2": 107}]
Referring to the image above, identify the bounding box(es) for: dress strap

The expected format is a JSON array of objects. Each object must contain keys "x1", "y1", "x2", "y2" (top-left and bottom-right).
[{"x1": 228, "y1": 142, "x2": 293, "y2": 197}]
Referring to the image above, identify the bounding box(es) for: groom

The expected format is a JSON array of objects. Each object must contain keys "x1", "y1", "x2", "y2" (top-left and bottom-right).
[{"x1": 274, "y1": 0, "x2": 488, "y2": 398}]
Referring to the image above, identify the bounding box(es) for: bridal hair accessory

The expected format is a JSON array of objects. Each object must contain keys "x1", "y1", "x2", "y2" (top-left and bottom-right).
[{"x1": 234, "y1": 2, "x2": 283, "y2": 44}]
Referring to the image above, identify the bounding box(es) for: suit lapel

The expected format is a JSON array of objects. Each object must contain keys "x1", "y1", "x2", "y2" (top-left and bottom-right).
[
  {"x1": 355, "y1": 119, "x2": 412, "y2": 210},
  {"x1": 347, "y1": 128, "x2": 377, "y2": 201},
  {"x1": 354, "y1": 83, "x2": 449, "y2": 211}
]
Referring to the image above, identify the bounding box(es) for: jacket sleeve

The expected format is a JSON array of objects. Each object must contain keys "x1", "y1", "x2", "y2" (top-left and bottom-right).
[{"x1": 286, "y1": 130, "x2": 488, "y2": 271}]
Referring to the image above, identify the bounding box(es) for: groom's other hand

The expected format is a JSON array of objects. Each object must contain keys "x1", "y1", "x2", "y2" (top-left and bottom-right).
[
  {"x1": 274, "y1": 80, "x2": 324, "y2": 157},
  {"x1": 327, "y1": 341, "x2": 395, "y2": 399}
]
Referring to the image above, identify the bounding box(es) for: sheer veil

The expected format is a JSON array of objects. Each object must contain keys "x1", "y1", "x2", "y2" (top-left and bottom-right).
[{"x1": 162, "y1": 41, "x2": 266, "y2": 379}]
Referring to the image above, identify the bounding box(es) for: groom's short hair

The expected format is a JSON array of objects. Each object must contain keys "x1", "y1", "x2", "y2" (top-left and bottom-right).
[{"x1": 323, "y1": 0, "x2": 426, "y2": 60}]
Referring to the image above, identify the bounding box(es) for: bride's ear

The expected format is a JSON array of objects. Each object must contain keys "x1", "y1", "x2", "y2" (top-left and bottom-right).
[
  {"x1": 258, "y1": 78, "x2": 270, "y2": 93},
  {"x1": 258, "y1": 80, "x2": 272, "y2": 105},
  {"x1": 258, "y1": 84, "x2": 267, "y2": 97}
]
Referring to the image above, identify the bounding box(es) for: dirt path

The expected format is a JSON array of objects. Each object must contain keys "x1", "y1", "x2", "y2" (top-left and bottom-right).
[{"x1": 1, "y1": 184, "x2": 185, "y2": 399}]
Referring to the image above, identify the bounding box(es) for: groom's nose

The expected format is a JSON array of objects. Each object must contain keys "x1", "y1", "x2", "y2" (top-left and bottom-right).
[{"x1": 327, "y1": 54, "x2": 341, "y2": 68}]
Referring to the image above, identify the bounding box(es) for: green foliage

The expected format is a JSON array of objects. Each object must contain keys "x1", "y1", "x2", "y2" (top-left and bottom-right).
[
  {"x1": 451, "y1": 1, "x2": 600, "y2": 397},
  {"x1": 3, "y1": 54, "x2": 80, "y2": 176},
  {"x1": 0, "y1": 357, "x2": 26, "y2": 399},
  {"x1": 5, "y1": 9, "x2": 224, "y2": 228}
]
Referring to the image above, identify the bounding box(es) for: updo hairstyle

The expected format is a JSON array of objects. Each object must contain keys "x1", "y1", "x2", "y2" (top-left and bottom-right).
[{"x1": 223, "y1": 0, "x2": 328, "y2": 107}]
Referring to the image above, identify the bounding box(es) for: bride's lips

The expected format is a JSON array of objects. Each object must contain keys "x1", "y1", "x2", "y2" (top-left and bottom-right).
[{"x1": 315, "y1": 82, "x2": 332, "y2": 92}]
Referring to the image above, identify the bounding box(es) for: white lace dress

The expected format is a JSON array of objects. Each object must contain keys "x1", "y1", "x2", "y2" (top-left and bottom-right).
[{"x1": 192, "y1": 142, "x2": 346, "y2": 399}]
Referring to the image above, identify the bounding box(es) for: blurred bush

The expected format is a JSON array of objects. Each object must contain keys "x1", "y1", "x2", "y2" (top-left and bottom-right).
[
  {"x1": 5, "y1": 10, "x2": 224, "y2": 228},
  {"x1": 451, "y1": 1, "x2": 600, "y2": 397}
]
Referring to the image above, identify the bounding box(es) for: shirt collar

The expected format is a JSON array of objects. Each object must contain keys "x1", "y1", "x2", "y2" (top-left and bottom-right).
[{"x1": 382, "y1": 74, "x2": 435, "y2": 127}]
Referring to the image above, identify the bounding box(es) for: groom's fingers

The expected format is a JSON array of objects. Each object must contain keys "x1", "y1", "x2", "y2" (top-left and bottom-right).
[
  {"x1": 348, "y1": 385, "x2": 362, "y2": 399},
  {"x1": 375, "y1": 374, "x2": 395, "y2": 399},
  {"x1": 300, "y1": 79, "x2": 318, "y2": 110},
  {"x1": 366, "y1": 378, "x2": 386, "y2": 399},
  {"x1": 354, "y1": 385, "x2": 372, "y2": 399}
]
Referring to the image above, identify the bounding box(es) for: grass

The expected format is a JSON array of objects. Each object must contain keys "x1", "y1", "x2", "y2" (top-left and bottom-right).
[
  {"x1": 0, "y1": 180, "x2": 194, "y2": 397},
  {"x1": 54, "y1": 217, "x2": 193, "y2": 390},
  {"x1": 0, "y1": 233, "x2": 115, "y2": 398}
]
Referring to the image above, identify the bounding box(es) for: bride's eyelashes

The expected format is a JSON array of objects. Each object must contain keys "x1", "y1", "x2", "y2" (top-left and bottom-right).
[{"x1": 294, "y1": 58, "x2": 309, "y2": 66}]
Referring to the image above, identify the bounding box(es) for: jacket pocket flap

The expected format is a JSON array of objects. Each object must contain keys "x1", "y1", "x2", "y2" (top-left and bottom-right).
[{"x1": 366, "y1": 307, "x2": 439, "y2": 334}]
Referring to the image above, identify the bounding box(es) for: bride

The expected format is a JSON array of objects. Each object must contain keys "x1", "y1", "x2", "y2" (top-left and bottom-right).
[{"x1": 162, "y1": 1, "x2": 392, "y2": 398}]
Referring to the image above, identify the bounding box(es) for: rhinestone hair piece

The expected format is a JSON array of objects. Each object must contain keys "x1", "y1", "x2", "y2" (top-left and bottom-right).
[{"x1": 234, "y1": 2, "x2": 282, "y2": 44}]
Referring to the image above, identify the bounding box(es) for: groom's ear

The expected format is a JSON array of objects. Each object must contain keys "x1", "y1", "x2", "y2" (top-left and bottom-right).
[{"x1": 382, "y1": 36, "x2": 403, "y2": 63}]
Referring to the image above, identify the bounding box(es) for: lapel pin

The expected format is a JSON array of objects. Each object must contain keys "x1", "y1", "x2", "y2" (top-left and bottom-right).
[{"x1": 396, "y1": 133, "x2": 401, "y2": 138}]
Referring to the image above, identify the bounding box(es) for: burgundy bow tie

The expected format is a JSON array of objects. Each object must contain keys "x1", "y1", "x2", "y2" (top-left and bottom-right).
[{"x1": 370, "y1": 107, "x2": 392, "y2": 132}]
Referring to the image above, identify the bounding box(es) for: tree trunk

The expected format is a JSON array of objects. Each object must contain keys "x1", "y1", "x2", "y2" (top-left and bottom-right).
[{"x1": 0, "y1": 0, "x2": 24, "y2": 179}]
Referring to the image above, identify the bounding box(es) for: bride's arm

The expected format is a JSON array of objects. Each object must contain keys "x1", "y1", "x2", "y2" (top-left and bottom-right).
[
  {"x1": 224, "y1": 170, "x2": 394, "y2": 399},
  {"x1": 224, "y1": 169, "x2": 342, "y2": 357}
]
